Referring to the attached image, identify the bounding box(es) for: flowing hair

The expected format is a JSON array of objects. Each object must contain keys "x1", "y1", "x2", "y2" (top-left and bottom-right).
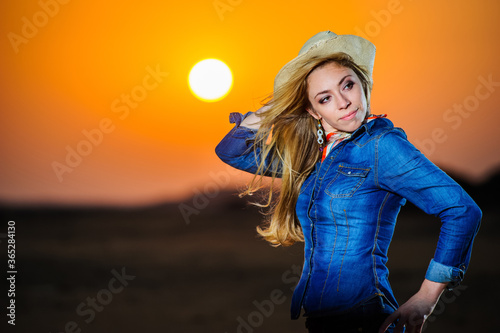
[{"x1": 241, "y1": 52, "x2": 373, "y2": 247}]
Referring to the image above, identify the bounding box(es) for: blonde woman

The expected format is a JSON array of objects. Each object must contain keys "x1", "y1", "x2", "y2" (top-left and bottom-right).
[{"x1": 215, "y1": 31, "x2": 481, "y2": 333}]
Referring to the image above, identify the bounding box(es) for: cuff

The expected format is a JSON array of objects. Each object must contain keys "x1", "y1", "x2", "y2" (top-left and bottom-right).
[
  {"x1": 229, "y1": 111, "x2": 254, "y2": 127},
  {"x1": 425, "y1": 259, "x2": 465, "y2": 290}
]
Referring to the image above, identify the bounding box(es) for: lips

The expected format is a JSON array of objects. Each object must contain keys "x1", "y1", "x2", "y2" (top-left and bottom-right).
[{"x1": 340, "y1": 108, "x2": 359, "y2": 121}]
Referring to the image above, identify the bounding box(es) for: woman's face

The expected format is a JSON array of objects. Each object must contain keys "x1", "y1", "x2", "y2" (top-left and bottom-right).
[{"x1": 306, "y1": 62, "x2": 368, "y2": 133}]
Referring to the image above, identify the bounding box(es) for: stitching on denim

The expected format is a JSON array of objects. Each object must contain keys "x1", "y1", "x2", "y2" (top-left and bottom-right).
[
  {"x1": 353, "y1": 127, "x2": 392, "y2": 147},
  {"x1": 303, "y1": 149, "x2": 340, "y2": 309},
  {"x1": 319, "y1": 199, "x2": 338, "y2": 306},
  {"x1": 325, "y1": 170, "x2": 369, "y2": 198},
  {"x1": 372, "y1": 192, "x2": 390, "y2": 290},
  {"x1": 299, "y1": 174, "x2": 315, "y2": 195},
  {"x1": 299, "y1": 171, "x2": 321, "y2": 311},
  {"x1": 374, "y1": 130, "x2": 404, "y2": 190},
  {"x1": 374, "y1": 134, "x2": 380, "y2": 189},
  {"x1": 337, "y1": 209, "x2": 349, "y2": 292},
  {"x1": 319, "y1": 145, "x2": 341, "y2": 183},
  {"x1": 353, "y1": 134, "x2": 377, "y2": 147},
  {"x1": 312, "y1": 222, "x2": 317, "y2": 277},
  {"x1": 337, "y1": 165, "x2": 370, "y2": 178},
  {"x1": 323, "y1": 139, "x2": 347, "y2": 166},
  {"x1": 338, "y1": 164, "x2": 371, "y2": 172},
  {"x1": 316, "y1": 144, "x2": 343, "y2": 198}
]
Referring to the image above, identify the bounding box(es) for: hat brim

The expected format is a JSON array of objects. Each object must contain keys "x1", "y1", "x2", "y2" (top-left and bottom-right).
[{"x1": 273, "y1": 34, "x2": 376, "y2": 92}]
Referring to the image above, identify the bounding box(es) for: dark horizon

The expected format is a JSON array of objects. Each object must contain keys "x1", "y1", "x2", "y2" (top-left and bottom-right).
[{"x1": 1, "y1": 164, "x2": 499, "y2": 211}]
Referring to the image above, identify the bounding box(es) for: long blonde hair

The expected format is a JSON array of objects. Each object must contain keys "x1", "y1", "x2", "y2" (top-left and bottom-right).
[{"x1": 242, "y1": 52, "x2": 373, "y2": 246}]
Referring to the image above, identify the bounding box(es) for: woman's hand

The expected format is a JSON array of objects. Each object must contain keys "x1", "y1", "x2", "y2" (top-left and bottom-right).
[
  {"x1": 379, "y1": 279, "x2": 447, "y2": 333},
  {"x1": 240, "y1": 104, "x2": 272, "y2": 129}
]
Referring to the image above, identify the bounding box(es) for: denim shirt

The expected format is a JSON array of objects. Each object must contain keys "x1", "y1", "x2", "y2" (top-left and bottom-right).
[{"x1": 215, "y1": 112, "x2": 482, "y2": 320}]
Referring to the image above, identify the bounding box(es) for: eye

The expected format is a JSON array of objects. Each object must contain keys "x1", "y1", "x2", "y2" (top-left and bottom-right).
[
  {"x1": 344, "y1": 81, "x2": 354, "y2": 90},
  {"x1": 319, "y1": 96, "x2": 330, "y2": 104}
]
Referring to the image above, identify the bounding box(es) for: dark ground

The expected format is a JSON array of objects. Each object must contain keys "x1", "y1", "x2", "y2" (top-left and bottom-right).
[{"x1": 0, "y1": 172, "x2": 498, "y2": 333}]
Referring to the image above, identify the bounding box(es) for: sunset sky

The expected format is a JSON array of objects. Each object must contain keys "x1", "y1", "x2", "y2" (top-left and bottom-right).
[{"x1": 1, "y1": 0, "x2": 499, "y2": 206}]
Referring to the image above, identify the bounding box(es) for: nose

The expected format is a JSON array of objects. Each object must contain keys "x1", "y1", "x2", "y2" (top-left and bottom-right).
[{"x1": 338, "y1": 94, "x2": 351, "y2": 110}]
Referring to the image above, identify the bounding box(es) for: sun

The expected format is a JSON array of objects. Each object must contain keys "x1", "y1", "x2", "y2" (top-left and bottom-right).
[{"x1": 188, "y1": 59, "x2": 233, "y2": 102}]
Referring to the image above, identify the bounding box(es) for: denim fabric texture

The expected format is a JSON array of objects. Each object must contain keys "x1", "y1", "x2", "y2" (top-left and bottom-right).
[{"x1": 215, "y1": 112, "x2": 482, "y2": 320}]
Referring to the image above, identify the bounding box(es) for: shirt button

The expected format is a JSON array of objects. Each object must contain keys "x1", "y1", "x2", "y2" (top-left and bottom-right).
[{"x1": 347, "y1": 171, "x2": 352, "y2": 175}]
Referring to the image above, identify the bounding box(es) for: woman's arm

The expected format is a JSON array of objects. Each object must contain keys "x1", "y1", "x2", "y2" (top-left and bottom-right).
[
  {"x1": 239, "y1": 104, "x2": 269, "y2": 129},
  {"x1": 375, "y1": 128, "x2": 481, "y2": 283},
  {"x1": 215, "y1": 104, "x2": 279, "y2": 176},
  {"x1": 375, "y1": 128, "x2": 481, "y2": 332}
]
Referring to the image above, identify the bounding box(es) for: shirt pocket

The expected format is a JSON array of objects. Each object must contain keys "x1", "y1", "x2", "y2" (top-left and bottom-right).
[{"x1": 325, "y1": 165, "x2": 371, "y2": 198}]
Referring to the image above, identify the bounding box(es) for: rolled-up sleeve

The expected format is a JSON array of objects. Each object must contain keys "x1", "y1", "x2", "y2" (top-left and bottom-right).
[
  {"x1": 215, "y1": 112, "x2": 281, "y2": 176},
  {"x1": 425, "y1": 259, "x2": 465, "y2": 288},
  {"x1": 375, "y1": 129, "x2": 482, "y2": 288}
]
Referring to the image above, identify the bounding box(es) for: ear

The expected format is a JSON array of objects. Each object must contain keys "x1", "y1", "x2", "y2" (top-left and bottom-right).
[{"x1": 306, "y1": 107, "x2": 320, "y2": 120}]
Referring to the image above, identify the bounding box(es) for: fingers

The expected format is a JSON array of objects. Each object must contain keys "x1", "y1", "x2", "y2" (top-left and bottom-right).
[
  {"x1": 394, "y1": 318, "x2": 406, "y2": 333},
  {"x1": 393, "y1": 316, "x2": 424, "y2": 333},
  {"x1": 379, "y1": 312, "x2": 421, "y2": 333},
  {"x1": 378, "y1": 311, "x2": 399, "y2": 333}
]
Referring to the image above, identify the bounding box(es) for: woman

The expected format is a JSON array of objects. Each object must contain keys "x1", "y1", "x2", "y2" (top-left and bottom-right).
[{"x1": 215, "y1": 31, "x2": 481, "y2": 333}]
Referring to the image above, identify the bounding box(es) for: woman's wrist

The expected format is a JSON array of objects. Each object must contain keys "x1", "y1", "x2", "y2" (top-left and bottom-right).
[
  {"x1": 240, "y1": 104, "x2": 271, "y2": 129},
  {"x1": 240, "y1": 112, "x2": 261, "y2": 129},
  {"x1": 419, "y1": 279, "x2": 447, "y2": 301}
]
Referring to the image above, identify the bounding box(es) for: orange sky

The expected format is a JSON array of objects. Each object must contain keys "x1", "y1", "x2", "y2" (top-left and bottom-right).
[{"x1": 1, "y1": 0, "x2": 499, "y2": 206}]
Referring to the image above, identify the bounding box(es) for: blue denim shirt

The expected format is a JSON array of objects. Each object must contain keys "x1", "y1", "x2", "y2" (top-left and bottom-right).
[{"x1": 215, "y1": 112, "x2": 481, "y2": 320}]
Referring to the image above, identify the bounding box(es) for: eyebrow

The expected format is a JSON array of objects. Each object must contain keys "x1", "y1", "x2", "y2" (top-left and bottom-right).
[{"x1": 314, "y1": 74, "x2": 352, "y2": 99}]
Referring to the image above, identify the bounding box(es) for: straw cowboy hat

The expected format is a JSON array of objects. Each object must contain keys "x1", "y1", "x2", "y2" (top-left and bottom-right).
[{"x1": 273, "y1": 31, "x2": 376, "y2": 92}]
